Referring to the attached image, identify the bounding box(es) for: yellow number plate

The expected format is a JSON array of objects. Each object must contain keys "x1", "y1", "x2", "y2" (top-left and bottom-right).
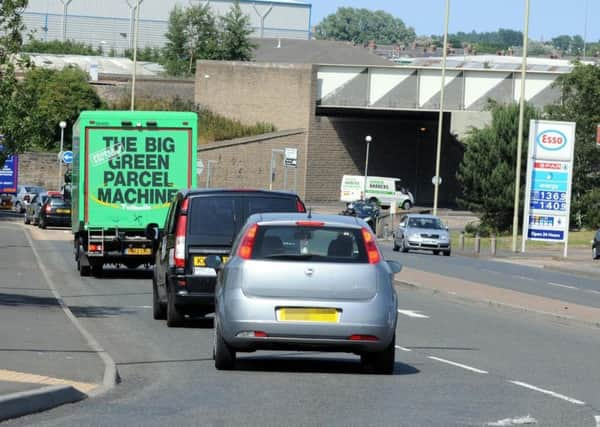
[
  {"x1": 193, "y1": 256, "x2": 228, "y2": 266},
  {"x1": 56, "y1": 208, "x2": 71, "y2": 214},
  {"x1": 278, "y1": 308, "x2": 339, "y2": 323},
  {"x1": 126, "y1": 248, "x2": 151, "y2": 255}
]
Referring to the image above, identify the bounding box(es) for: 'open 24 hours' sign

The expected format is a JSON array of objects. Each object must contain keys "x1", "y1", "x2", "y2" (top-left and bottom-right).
[{"x1": 522, "y1": 120, "x2": 576, "y2": 250}]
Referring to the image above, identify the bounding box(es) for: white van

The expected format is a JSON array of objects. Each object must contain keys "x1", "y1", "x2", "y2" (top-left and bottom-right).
[{"x1": 340, "y1": 175, "x2": 414, "y2": 210}]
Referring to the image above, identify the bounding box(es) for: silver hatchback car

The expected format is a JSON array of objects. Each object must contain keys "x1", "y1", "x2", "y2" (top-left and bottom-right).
[
  {"x1": 393, "y1": 214, "x2": 451, "y2": 256},
  {"x1": 209, "y1": 213, "x2": 401, "y2": 374}
]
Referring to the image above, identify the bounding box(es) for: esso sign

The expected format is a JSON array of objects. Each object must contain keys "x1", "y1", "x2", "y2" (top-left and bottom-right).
[{"x1": 536, "y1": 129, "x2": 567, "y2": 151}]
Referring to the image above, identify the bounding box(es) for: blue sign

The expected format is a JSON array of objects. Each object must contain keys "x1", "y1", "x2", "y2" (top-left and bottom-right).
[
  {"x1": 62, "y1": 150, "x2": 73, "y2": 164},
  {"x1": 528, "y1": 229, "x2": 564, "y2": 241},
  {"x1": 0, "y1": 154, "x2": 18, "y2": 193}
]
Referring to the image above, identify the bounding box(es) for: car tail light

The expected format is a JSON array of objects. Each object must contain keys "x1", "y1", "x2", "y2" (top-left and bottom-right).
[
  {"x1": 45, "y1": 204, "x2": 52, "y2": 213},
  {"x1": 361, "y1": 227, "x2": 381, "y2": 264},
  {"x1": 238, "y1": 223, "x2": 259, "y2": 260},
  {"x1": 349, "y1": 334, "x2": 379, "y2": 341},
  {"x1": 296, "y1": 199, "x2": 306, "y2": 212},
  {"x1": 174, "y1": 199, "x2": 189, "y2": 268},
  {"x1": 295, "y1": 221, "x2": 324, "y2": 227}
]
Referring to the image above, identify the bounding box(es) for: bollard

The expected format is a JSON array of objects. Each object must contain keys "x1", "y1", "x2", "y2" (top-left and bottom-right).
[
  {"x1": 459, "y1": 232, "x2": 465, "y2": 250},
  {"x1": 490, "y1": 233, "x2": 497, "y2": 256},
  {"x1": 474, "y1": 233, "x2": 480, "y2": 254}
]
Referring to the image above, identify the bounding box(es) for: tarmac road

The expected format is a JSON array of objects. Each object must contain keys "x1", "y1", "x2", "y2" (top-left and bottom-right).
[{"x1": 2, "y1": 219, "x2": 600, "y2": 426}]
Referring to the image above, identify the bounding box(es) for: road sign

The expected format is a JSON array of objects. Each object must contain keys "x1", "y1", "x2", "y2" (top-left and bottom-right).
[
  {"x1": 197, "y1": 159, "x2": 204, "y2": 175},
  {"x1": 284, "y1": 148, "x2": 297, "y2": 168},
  {"x1": 62, "y1": 150, "x2": 73, "y2": 164},
  {"x1": 0, "y1": 154, "x2": 18, "y2": 193},
  {"x1": 522, "y1": 120, "x2": 576, "y2": 255}
]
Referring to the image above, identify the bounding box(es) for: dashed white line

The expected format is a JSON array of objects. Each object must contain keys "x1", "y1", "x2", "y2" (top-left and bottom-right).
[
  {"x1": 487, "y1": 415, "x2": 537, "y2": 426},
  {"x1": 594, "y1": 415, "x2": 600, "y2": 427},
  {"x1": 547, "y1": 282, "x2": 577, "y2": 290},
  {"x1": 587, "y1": 289, "x2": 600, "y2": 295},
  {"x1": 397, "y1": 309, "x2": 430, "y2": 318},
  {"x1": 428, "y1": 356, "x2": 488, "y2": 374},
  {"x1": 508, "y1": 380, "x2": 585, "y2": 405},
  {"x1": 395, "y1": 345, "x2": 412, "y2": 352},
  {"x1": 514, "y1": 275, "x2": 535, "y2": 282}
]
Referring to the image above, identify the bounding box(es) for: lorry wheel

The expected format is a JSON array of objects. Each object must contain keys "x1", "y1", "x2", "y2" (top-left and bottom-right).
[
  {"x1": 79, "y1": 261, "x2": 91, "y2": 277},
  {"x1": 402, "y1": 200, "x2": 412, "y2": 210},
  {"x1": 91, "y1": 264, "x2": 103, "y2": 277},
  {"x1": 166, "y1": 286, "x2": 185, "y2": 327},
  {"x1": 152, "y1": 276, "x2": 166, "y2": 320}
]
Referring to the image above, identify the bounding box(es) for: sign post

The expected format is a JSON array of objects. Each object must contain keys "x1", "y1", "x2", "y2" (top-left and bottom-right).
[{"x1": 522, "y1": 120, "x2": 576, "y2": 257}]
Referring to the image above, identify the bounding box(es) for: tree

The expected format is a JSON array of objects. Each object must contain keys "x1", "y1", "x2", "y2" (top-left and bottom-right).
[
  {"x1": 546, "y1": 63, "x2": 600, "y2": 228},
  {"x1": 552, "y1": 35, "x2": 572, "y2": 53},
  {"x1": 457, "y1": 103, "x2": 538, "y2": 231},
  {"x1": 162, "y1": 6, "x2": 189, "y2": 76},
  {"x1": 315, "y1": 7, "x2": 415, "y2": 45},
  {"x1": 184, "y1": 3, "x2": 219, "y2": 73},
  {"x1": 218, "y1": 1, "x2": 255, "y2": 61},
  {"x1": 0, "y1": 0, "x2": 28, "y2": 165}
]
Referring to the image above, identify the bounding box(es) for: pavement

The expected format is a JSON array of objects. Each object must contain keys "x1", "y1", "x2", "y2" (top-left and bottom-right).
[
  {"x1": 0, "y1": 206, "x2": 598, "y2": 422},
  {"x1": 0, "y1": 215, "x2": 118, "y2": 422}
]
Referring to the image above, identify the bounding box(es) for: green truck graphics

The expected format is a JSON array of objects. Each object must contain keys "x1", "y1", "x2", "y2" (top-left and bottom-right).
[{"x1": 72, "y1": 111, "x2": 197, "y2": 276}]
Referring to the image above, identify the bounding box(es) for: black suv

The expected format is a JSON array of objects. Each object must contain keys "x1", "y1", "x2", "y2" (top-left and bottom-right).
[{"x1": 147, "y1": 189, "x2": 306, "y2": 327}]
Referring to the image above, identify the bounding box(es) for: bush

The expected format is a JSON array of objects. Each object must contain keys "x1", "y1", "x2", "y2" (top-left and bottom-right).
[
  {"x1": 22, "y1": 39, "x2": 101, "y2": 55},
  {"x1": 571, "y1": 188, "x2": 600, "y2": 230}
]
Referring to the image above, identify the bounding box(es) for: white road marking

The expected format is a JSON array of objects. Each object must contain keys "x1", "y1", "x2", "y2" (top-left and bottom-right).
[
  {"x1": 395, "y1": 345, "x2": 412, "y2": 352},
  {"x1": 587, "y1": 289, "x2": 600, "y2": 295},
  {"x1": 547, "y1": 282, "x2": 577, "y2": 290},
  {"x1": 594, "y1": 415, "x2": 600, "y2": 427},
  {"x1": 128, "y1": 305, "x2": 152, "y2": 309},
  {"x1": 508, "y1": 380, "x2": 585, "y2": 405},
  {"x1": 397, "y1": 309, "x2": 430, "y2": 318},
  {"x1": 487, "y1": 415, "x2": 537, "y2": 426},
  {"x1": 514, "y1": 275, "x2": 535, "y2": 282},
  {"x1": 482, "y1": 269, "x2": 501, "y2": 275},
  {"x1": 428, "y1": 356, "x2": 488, "y2": 374}
]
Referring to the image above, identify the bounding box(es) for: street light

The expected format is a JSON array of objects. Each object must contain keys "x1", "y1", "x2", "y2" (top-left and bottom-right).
[
  {"x1": 57, "y1": 121, "x2": 67, "y2": 190},
  {"x1": 130, "y1": 0, "x2": 143, "y2": 111},
  {"x1": 363, "y1": 135, "x2": 372, "y2": 200}
]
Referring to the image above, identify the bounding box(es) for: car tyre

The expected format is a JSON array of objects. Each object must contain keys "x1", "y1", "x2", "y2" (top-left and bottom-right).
[
  {"x1": 443, "y1": 250, "x2": 451, "y2": 257},
  {"x1": 24, "y1": 214, "x2": 30, "y2": 225},
  {"x1": 392, "y1": 242, "x2": 400, "y2": 252},
  {"x1": 214, "y1": 324, "x2": 236, "y2": 370},
  {"x1": 401, "y1": 200, "x2": 411, "y2": 210},
  {"x1": 39, "y1": 217, "x2": 46, "y2": 229},
  {"x1": 14, "y1": 202, "x2": 21, "y2": 213},
  {"x1": 166, "y1": 285, "x2": 185, "y2": 327},
  {"x1": 433, "y1": 250, "x2": 440, "y2": 256},
  {"x1": 401, "y1": 238, "x2": 409, "y2": 253},
  {"x1": 361, "y1": 335, "x2": 395, "y2": 375},
  {"x1": 152, "y1": 275, "x2": 166, "y2": 320}
]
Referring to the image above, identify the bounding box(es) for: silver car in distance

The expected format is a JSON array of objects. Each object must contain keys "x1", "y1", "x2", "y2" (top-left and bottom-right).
[{"x1": 209, "y1": 213, "x2": 401, "y2": 374}]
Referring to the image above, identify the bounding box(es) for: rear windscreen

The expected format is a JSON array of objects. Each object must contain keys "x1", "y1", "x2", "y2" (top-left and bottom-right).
[
  {"x1": 189, "y1": 197, "x2": 236, "y2": 238},
  {"x1": 247, "y1": 197, "x2": 298, "y2": 216},
  {"x1": 252, "y1": 225, "x2": 368, "y2": 263},
  {"x1": 49, "y1": 197, "x2": 67, "y2": 207}
]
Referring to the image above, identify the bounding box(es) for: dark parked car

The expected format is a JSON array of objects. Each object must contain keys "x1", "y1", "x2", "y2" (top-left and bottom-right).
[
  {"x1": 38, "y1": 196, "x2": 71, "y2": 228},
  {"x1": 24, "y1": 193, "x2": 49, "y2": 225},
  {"x1": 593, "y1": 230, "x2": 600, "y2": 260},
  {"x1": 147, "y1": 189, "x2": 306, "y2": 327},
  {"x1": 340, "y1": 200, "x2": 380, "y2": 232}
]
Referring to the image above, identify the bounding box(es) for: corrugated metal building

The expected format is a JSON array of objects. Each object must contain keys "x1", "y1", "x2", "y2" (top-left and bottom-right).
[{"x1": 22, "y1": 0, "x2": 312, "y2": 53}]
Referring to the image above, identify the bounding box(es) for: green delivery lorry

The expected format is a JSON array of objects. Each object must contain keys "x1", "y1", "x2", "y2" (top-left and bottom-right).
[{"x1": 71, "y1": 111, "x2": 197, "y2": 276}]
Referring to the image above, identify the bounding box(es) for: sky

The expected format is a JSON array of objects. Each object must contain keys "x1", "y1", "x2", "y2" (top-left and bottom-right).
[{"x1": 309, "y1": 0, "x2": 600, "y2": 42}]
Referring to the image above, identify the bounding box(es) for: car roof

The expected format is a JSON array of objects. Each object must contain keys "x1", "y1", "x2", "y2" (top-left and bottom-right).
[
  {"x1": 179, "y1": 188, "x2": 300, "y2": 198},
  {"x1": 405, "y1": 213, "x2": 441, "y2": 219},
  {"x1": 249, "y1": 212, "x2": 363, "y2": 228}
]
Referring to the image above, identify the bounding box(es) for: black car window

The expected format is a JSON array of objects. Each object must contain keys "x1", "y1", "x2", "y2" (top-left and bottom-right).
[
  {"x1": 247, "y1": 197, "x2": 297, "y2": 216},
  {"x1": 49, "y1": 197, "x2": 66, "y2": 207},
  {"x1": 189, "y1": 197, "x2": 236, "y2": 237},
  {"x1": 394, "y1": 181, "x2": 403, "y2": 192},
  {"x1": 252, "y1": 225, "x2": 368, "y2": 263}
]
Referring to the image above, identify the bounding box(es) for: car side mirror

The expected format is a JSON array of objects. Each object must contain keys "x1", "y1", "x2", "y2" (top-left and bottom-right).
[
  {"x1": 387, "y1": 260, "x2": 402, "y2": 274},
  {"x1": 145, "y1": 223, "x2": 159, "y2": 241},
  {"x1": 205, "y1": 255, "x2": 223, "y2": 270}
]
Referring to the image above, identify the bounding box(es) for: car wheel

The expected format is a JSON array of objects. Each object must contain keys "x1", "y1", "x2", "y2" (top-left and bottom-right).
[
  {"x1": 39, "y1": 217, "x2": 46, "y2": 229},
  {"x1": 401, "y1": 238, "x2": 409, "y2": 253},
  {"x1": 14, "y1": 202, "x2": 21, "y2": 213},
  {"x1": 152, "y1": 275, "x2": 166, "y2": 320},
  {"x1": 433, "y1": 250, "x2": 440, "y2": 256},
  {"x1": 24, "y1": 214, "x2": 30, "y2": 225},
  {"x1": 166, "y1": 285, "x2": 185, "y2": 327},
  {"x1": 361, "y1": 335, "x2": 395, "y2": 375},
  {"x1": 593, "y1": 246, "x2": 599, "y2": 260},
  {"x1": 392, "y1": 241, "x2": 400, "y2": 252},
  {"x1": 401, "y1": 200, "x2": 411, "y2": 210},
  {"x1": 214, "y1": 323, "x2": 236, "y2": 370},
  {"x1": 444, "y1": 250, "x2": 451, "y2": 257}
]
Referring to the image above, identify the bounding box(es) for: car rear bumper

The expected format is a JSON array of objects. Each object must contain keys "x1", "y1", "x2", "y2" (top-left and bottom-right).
[{"x1": 43, "y1": 215, "x2": 71, "y2": 226}]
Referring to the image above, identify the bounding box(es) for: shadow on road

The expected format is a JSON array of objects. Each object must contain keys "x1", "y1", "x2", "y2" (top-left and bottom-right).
[
  {"x1": 117, "y1": 357, "x2": 213, "y2": 367},
  {"x1": 0, "y1": 292, "x2": 59, "y2": 308},
  {"x1": 235, "y1": 356, "x2": 420, "y2": 376},
  {"x1": 69, "y1": 305, "x2": 138, "y2": 318},
  {"x1": 93, "y1": 268, "x2": 153, "y2": 280}
]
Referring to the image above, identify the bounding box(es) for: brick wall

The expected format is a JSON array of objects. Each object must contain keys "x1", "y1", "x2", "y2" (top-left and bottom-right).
[
  {"x1": 17, "y1": 152, "x2": 62, "y2": 190},
  {"x1": 195, "y1": 61, "x2": 314, "y2": 130},
  {"x1": 197, "y1": 130, "x2": 308, "y2": 198},
  {"x1": 93, "y1": 77, "x2": 195, "y2": 105}
]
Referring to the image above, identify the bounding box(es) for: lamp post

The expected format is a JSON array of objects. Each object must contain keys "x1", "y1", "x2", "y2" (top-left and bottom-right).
[
  {"x1": 363, "y1": 135, "x2": 372, "y2": 200},
  {"x1": 130, "y1": 0, "x2": 143, "y2": 111},
  {"x1": 511, "y1": 0, "x2": 530, "y2": 252},
  {"x1": 57, "y1": 121, "x2": 67, "y2": 190}
]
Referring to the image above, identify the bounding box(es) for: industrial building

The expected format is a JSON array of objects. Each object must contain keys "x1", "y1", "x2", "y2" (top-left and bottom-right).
[{"x1": 22, "y1": 0, "x2": 312, "y2": 53}]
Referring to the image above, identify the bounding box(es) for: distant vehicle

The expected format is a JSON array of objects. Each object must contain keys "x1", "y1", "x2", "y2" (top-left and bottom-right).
[
  {"x1": 71, "y1": 110, "x2": 198, "y2": 277},
  {"x1": 393, "y1": 214, "x2": 451, "y2": 256},
  {"x1": 147, "y1": 189, "x2": 307, "y2": 327},
  {"x1": 340, "y1": 200, "x2": 380, "y2": 232},
  {"x1": 0, "y1": 193, "x2": 12, "y2": 210},
  {"x1": 593, "y1": 230, "x2": 600, "y2": 260},
  {"x1": 12, "y1": 185, "x2": 45, "y2": 213},
  {"x1": 38, "y1": 195, "x2": 71, "y2": 229},
  {"x1": 24, "y1": 193, "x2": 49, "y2": 225},
  {"x1": 340, "y1": 175, "x2": 414, "y2": 210},
  {"x1": 209, "y1": 212, "x2": 401, "y2": 374}
]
